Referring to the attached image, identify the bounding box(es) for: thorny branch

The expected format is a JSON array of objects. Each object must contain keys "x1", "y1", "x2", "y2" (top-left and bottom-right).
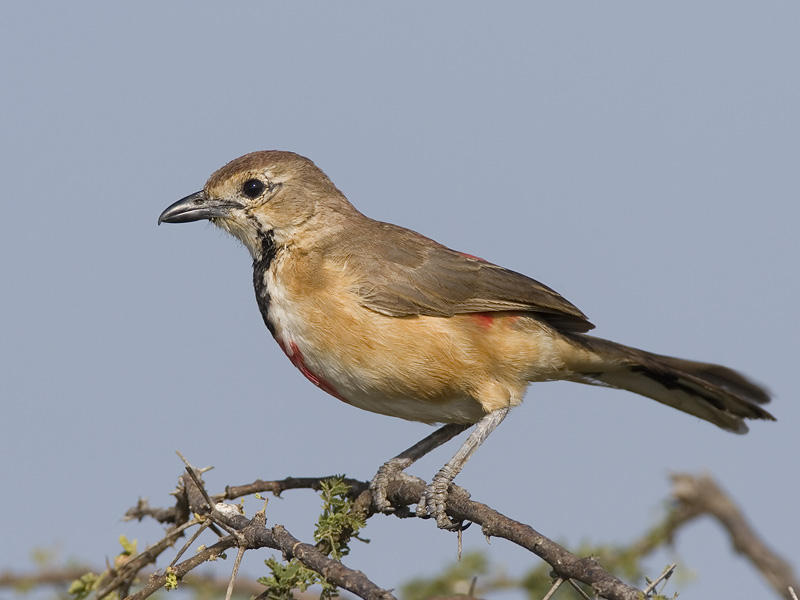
[
  {"x1": 373, "y1": 475, "x2": 643, "y2": 600},
  {"x1": 113, "y1": 463, "x2": 393, "y2": 600},
  {"x1": 15, "y1": 466, "x2": 793, "y2": 600},
  {"x1": 107, "y1": 462, "x2": 645, "y2": 600}
]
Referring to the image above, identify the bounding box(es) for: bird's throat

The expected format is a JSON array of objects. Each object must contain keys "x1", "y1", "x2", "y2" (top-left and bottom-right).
[{"x1": 252, "y1": 229, "x2": 279, "y2": 337}]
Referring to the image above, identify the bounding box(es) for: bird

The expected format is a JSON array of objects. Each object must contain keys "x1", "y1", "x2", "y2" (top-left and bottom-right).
[{"x1": 159, "y1": 150, "x2": 774, "y2": 529}]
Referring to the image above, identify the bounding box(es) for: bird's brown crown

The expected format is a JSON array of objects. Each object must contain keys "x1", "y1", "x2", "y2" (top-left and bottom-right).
[{"x1": 206, "y1": 151, "x2": 316, "y2": 191}]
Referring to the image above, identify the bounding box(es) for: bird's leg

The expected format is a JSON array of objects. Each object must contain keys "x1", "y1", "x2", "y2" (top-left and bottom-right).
[
  {"x1": 418, "y1": 407, "x2": 510, "y2": 529},
  {"x1": 370, "y1": 422, "x2": 470, "y2": 514}
]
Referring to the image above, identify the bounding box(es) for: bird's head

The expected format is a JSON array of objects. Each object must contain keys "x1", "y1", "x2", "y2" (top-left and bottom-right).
[{"x1": 159, "y1": 151, "x2": 355, "y2": 259}]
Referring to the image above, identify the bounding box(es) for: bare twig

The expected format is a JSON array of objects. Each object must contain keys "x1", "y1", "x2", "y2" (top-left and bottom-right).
[
  {"x1": 224, "y1": 475, "x2": 368, "y2": 500},
  {"x1": 225, "y1": 546, "x2": 246, "y2": 600},
  {"x1": 642, "y1": 564, "x2": 676, "y2": 596},
  {"x1": 566, "y1": 577, "x2": 593, "y2": 599},
  {"x1": 670, "y1": 473, "x2": 799, "y2": 599},
  {"x1": 169, "y1": 520, "x2": 213, "y2": 567},
  {"x1": 542, "y1": 577, "x2": 565, "y2": 600}
]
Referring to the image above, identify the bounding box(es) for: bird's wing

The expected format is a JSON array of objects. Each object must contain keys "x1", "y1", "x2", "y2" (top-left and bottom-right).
[{"x1": 346, "y1": 221, "x2": 594, "y2": 333}]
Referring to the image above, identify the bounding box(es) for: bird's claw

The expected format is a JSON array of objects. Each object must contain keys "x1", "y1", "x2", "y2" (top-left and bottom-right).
[
  {"x1": 371, "y1": 459, "x2": 467, "y2": 530},
  {"x1": 416, "y1": 473, "x2": 464, "y2": 530},
  {"x1": 369, "y1": 457, "x2": 415, "y2": 513}
]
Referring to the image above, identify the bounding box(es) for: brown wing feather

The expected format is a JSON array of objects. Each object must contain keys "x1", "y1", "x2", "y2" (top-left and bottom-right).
[{"x1": 344, "y1": 220, "x2": 594, "y2": 333}]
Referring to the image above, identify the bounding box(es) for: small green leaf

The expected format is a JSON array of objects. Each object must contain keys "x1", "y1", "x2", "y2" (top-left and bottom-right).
[{"x1": 118, "y1": 535, "x2": 137, "y2": 557}]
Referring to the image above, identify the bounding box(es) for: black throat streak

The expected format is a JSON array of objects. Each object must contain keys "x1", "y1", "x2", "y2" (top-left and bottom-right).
[{"x1": 252, "y1": 229, "x2": 278, "y2": 338}]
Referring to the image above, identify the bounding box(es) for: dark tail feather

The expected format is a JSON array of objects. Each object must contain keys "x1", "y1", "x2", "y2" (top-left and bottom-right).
[{"x1": 567, "y1": 335, "x2": 774, "y2": 433}]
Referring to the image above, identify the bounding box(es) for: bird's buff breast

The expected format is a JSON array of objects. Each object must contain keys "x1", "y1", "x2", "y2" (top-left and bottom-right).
[{"x1": 261, "y1": 262, "x2": 508, "y2": 425}]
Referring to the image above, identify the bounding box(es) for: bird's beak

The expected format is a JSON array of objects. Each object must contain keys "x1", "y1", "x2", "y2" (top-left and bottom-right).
[{"x1": 158, "y1": 191, "x2": 242, "y2": 224}]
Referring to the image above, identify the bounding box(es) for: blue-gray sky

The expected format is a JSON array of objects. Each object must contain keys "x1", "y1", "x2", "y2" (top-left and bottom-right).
[{"x1": 1, "y1": 3, "x2": 797, "y2": 599}]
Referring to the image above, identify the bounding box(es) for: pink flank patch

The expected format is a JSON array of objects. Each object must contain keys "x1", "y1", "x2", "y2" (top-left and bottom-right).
[
  {"x1": 471, "y1": 312, "x2": 521, "y2": 329},
  {"x1": 471, "y1": 312, "x2": 495, "y2": 329},
  {"x1": 278, "y1": 339, "x2": 349, "y2": 403}
]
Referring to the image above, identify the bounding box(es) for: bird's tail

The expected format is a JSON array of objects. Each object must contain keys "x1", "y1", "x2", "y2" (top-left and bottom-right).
[{"x1": 561, "y1": 334, "x2": 774, "y2": 433}]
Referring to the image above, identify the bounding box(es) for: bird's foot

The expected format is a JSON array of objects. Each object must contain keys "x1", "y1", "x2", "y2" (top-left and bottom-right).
[
  {"x1": 369, "y1": 457, "x2": 417, "y2": 513},
  {"x1": 371, "y1": 458, "x2": 468, "y2": 530},
  {"x1": 416, "y1": 469, "x2": 465, "y2": 530}
]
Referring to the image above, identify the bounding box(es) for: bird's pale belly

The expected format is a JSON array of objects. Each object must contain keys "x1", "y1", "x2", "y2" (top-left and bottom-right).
[
  {"x1": 264, "y1": 277, "x2": 497, "y2": 423},
  {"x1": 273, "y1": 327, "x2": 489, "y2": 425}
]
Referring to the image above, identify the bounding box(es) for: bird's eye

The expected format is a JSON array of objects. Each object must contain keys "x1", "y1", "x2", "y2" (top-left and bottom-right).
[{"x1": 242, "y1": 178, "x2": 266, "y2": 199}]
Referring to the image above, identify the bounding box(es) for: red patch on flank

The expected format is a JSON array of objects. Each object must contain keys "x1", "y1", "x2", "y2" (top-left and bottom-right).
[
  {"x1": 471, "y1": 312, "x2": 521, "y2": 329},
  {"x1": 457, "y1": 251, "x2": 488, "y2": 262},
  {"x1": 472, "y1": 312, "x2": 495, "y2": 329},
  {"x1": 277, "y1": 339, "x2": 349, "y2": 404}
]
